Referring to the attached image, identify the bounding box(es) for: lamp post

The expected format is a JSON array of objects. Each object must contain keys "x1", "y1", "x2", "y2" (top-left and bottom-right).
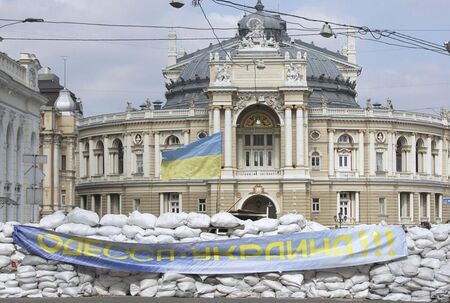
[
  {"x1": 445, "y1": 42, "x2": 450, "y2": 54},
  {"x1": 334, "y1": 211, "x2": 347, "y2": 229}
]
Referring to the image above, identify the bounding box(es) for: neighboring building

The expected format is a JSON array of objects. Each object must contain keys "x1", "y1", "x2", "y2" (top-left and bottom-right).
[
  {"x1": 0, "y1": 52, "x2": 48, "y2": 222},
  {"x1": 38, "y1": 68, "x2": 82, "y2": 215},
  {"x1": 75, "y1": 1, "x2": 450, "y2": 226}
]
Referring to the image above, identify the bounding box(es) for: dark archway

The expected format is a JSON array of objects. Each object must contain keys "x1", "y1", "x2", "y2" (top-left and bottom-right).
[{"x1": 240, "y1": 195, "x2": 277, "y2": 219}]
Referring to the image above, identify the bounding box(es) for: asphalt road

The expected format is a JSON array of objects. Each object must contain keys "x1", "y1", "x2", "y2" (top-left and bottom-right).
[{"x1": 1, "y1": 297, "x2": 410, "y2": 303}]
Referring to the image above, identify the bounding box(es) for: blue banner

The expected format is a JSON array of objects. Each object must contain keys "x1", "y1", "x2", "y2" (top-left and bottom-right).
[{"x1": 13, "y1": 225, "x2": 407, "y2": 274}]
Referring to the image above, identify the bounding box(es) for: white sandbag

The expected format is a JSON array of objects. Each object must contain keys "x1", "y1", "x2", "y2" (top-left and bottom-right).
[
  {"x1": 128, "y1": 211, "x2": 157, "y2": 229},
  {"x1": 156, "y1": 213, "x2": 187, "y2": 229},
  {"x1": 178, "y1": 281, "x2": 196, "y2": 292},
  {"x1": 56, "y1": 223, "x2": 96, "y2": 236},
  {"x1": 157, "y1": 235, "x2": 175, "y2": 244},
  {"x1": 162, "y1": 272, "x2": 185, "y2": 282},
  {"x1": 431, "y1": 225, "x2": 450, "y2": 241},
  {"x1": 261, "y1": 290, "x2": 276, "y2": 298},
  {"x1": 39, "y1": 211, "x2": 66, "y2": 229},
  {"x1": 302, "y1": 221, "x2": 328, "y2": 232},
  {"x1": 216, "y1": 277, "x2": 238, "y2": 287},
  {"x1": 154, "y1": 228, "x2": 175, "y2": 236},
  {"x1": 420, "y1": 257, "x2": 441, "y2": 269},
  {"x1": 325, "y1": 282, "x2": 345, "y2": 291},
  {"x1": 155, "y1": 290, "x2": 176, "y2": 297},
  {"x1": 122, "y1": 225, "x2": 144, "y2": 239},
  {"x1": 0, "y1": 287, "x2": 23, "y2": 295},
  {"x1": 210, "y1": 212, "x2": 242, "y2": 228},
  {"x1": 0, "y1": 256, "x2": 10, "y2": 268},
  {"x1": 0, "y1": 244, "x2": 15, "y2": 256},
  {"x1": 140, "y1": 278, "x2": 158, "y2": 290},
  {"x1": 415, "y1": 239, "x2": 434, "y2": 249},
  {"x1": 60, "y1": 286, "x2": 80, "y2": 297},
  {"x1": 253, "y1": 218, "x2": 279, "y2": 232},
  {"x1": 2, "y1": 222, "x2": 18, "y2": 237},
  {"x1": 109, "y1": 282, "x2": 128, "y2": 296},
  {"x1": 135, "y1": 234, "x2": 158, "y2": 244},
  {"x1": 351, "y1": 281, "x2": 370, "y2": 293},
  {"x1": 10, "y1": 251, "x2": 25, "y2": 263},
  {"x1": 262, "y1": 280, "x2": 283, "y2": 291},
  {"x1": 186, "y1": 213, "x2": 210, "y2": 229},
  {"x1": 278, "y1": 224, "x2": 301, "y2": 234},
  {"x1": 315, "y1": 272, "x2": 343, "y2": 283},
  {"x1": 100, "y1": 214, "x2": 128, "y2": 227},
  {"x1": 291, "y1": 291, "x2": 306, "y2": 298},
  {"x1": 216, "y1": 284, "x2": 238, "y2": 294},
  {"x1": 329, "y1": 289, "x2": 350, "y2": 298},
  {"x1": 280, "y1": 274, "x2": 303, "y2": 287},
  {"x1": 279, "y1": 213, "x2": 306, "y2": 227},
  {"x1": 417, "y1": 267, "x2": 434, "y2": 281},
  {"x1": 129, "y1": 283, "x2": 140, "y2": 296},
  {"x1": 97, "y1": 226, "x2": 122, "y2": 237},
  {"x1": 195, "y1": 282, "x2": 216, "y2": 294},
  {"x1": 21, "y1": 255, "x2": 47, "y2": 266},
  {"x1": 174, "y1": 226, "x2": 201, "y2": 239},
  {"x1": 139, "y1": 286, "x2": 157, "y2": 297},
  {"x1": 408, "y1": 227, "x2": 434, "y2": 241},
  {"x1": 423, "y1": 249, "x2": 446, "y2": 260},
  {"x1": 55, "y1": 271, "x2": 77, "y2": 282},
  {"x1": 66, "y1": 207, "x2": 99, "y2": 226},
  {"x1": 350, "y1": 273, "x2": 369, "y2": 285},
  {"x1": 0, "y1": 232, "x2": 13, "y2": 243}
]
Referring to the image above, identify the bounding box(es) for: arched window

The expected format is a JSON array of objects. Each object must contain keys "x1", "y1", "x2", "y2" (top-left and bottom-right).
[
  {"x1": 111, "y1": 139, "x2": 124, "y2": 174},
  {"x1": 30, "y1": 132, "x2": 37, "y2": 154},
  {"x1": 416, "y1": 139, "x2": 425, "y2": 173},
  {"x1": 166, "y1": 135, "x2": 180, "y2": 146},
  {"x1": 396, "y1": 136, "x2": 408, "y2": 172},
  {"x1": 311, "y1": 151, "x2": 320, "y2": 170},
  {"x1": 336, "y1": 134, "x2": 354, "y2": 171},
  {"x1": 84, "y1": 142, "x2": 90, "y2": 176},
  {"x1": 95, "y1": 140, "x2": 105, "y2": 175},
  {"x1": 338, "y1": 134, "x2": 352, "y2": 144}
]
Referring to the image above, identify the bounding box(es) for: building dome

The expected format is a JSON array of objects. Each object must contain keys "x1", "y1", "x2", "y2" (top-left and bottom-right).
[
  {"x1": 237, "y1": 0, "x2": 288, "y2": 42},
  {"x1": 54, "y1": 88, "x2": 76, "y2": 115}
]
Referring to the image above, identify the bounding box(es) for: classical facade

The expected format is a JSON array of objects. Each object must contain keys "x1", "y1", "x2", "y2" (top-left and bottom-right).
[
  {"x1": 75, "y1": 1, "x2": 450, "y2": 226},
  {"x1": 0, "y1": 52, "x2": 48, "y2": 222},
  {"x1": 38, "y1": 68, "x2": 82, "y2": 215}
]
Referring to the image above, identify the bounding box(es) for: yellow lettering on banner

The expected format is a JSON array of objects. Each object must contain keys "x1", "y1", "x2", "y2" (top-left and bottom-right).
[
  {"x1": 84, "y1": 239, "x2": 102, "y2": 257},
  {"x1": 239, "y1": 244, "x2": 263, "y2": 260},
  {"x1": 286, "y1": 240, "x2": 307, "y2": 259},
  {"x1": 212, "y1": 246, "x2": 220, "y2": 261},
  {"x1": 157, "y1": 248, "x2": 175, "y2": 261},
  {"x1": 130, "y1": 247, "x2": 154, "y2": 262},
  {"x1": 309, "y1": 238, "x2": 330, "y2": 257},
  {"x1": 37, "y1": 234, "x2": 63, "y2": 254},
  {"x1": 192, "y1": 247, "x2": 212, "y2": 261},
  {"x1": 333, "y1": 235, "x2": 353, "y2": 256},
  {"x1": 224, "y1": 245, "x2": 237, "y2": 260},
  {"x1": 386, "y1": 229, "x2": 396, "y2": 257},
  {"x1": 358, "y1": 231, "x2": 369, "y2": 257},
  {"x1": 62, "y1": 238, "x2": 82, "y2": 256},
  {"x1": 104, "y1": 244, "x2": 128, "y2": 260},
  {"x1": 265, "y1": 241, "x2": 285, "y2": 260}
]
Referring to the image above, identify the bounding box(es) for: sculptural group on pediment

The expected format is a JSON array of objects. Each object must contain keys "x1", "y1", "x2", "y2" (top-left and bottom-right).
[{"x1": 239, "y1": 18, "x2": 279, "y2": 50}]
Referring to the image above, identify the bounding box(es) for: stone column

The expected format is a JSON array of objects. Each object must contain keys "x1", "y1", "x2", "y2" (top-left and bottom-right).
[
  {"x1": 328, "y1": 129, "x2": 335, "y2": 176},
  {"x1": 183, "y1": 131, "x2": 190, "y2": 146},
  {"x1": 53, "y1": 140, "x2": 60, "y2": 210},
  {"x1": 426, "y1": 136, "x2": 432, "y2": 175},
  {"x1": 410, "y1": 133, "x2": 416, "y2": 175},
  {"x1": 107, "y1": 194, "x2": 111, "y2": 214},
  {"x1": 88, "y1": 138, "x2": 95, "y2": 177},
  {"x1": 143, "y1": 133, "x2": 150, "y2": 177},
  {"x1": 284, "y1": 106, "x2": 293, "y2": 168},
  {"x1": 437, "y1": 138, "x2": 443, "y2": 176},
  {"x1": 78, "y1": 141, "x2": 85, "y2": 177},
  {"x1": 159, "y1": 193, "x2": 165, "y2": 215},
  {"x1": 296, "y1": 106, "x2": 304, "y2": 167},
  {"x1": 154, "y1": 132, "x2": 160, "y2": 178},
  {"x1": 369, "y1": 131, "x2": 375, "y2": 176},
  {"x1": 224, "y1": 106, "x2": 232, "y2": 170},
  {"x1": 358, "y1": 130, "x2": 364, "y2": 176},
  {"x1": 91, "y1": 195, "x2": 95, "y2": 212},
  {"x1": 125, "y1": 134, "x2": 132, "y2": 177},
  {"x1": 387, "y1": 132, "x2": 393, "y2": 175},
  {"x1": 213, "y1": 106, "x2": 221, "y2": 134},
  {"x1": 397, "y1": 193, "x2": 401, "y2": 223},
  {"x1": 409, "y1": 193, "x2": 414, "y2": 223},
  {"x1": 426, "y1": 193, "x2": 431, "y2": 221},
  {"x1": 336, "y1": 192, "x2": 340, "y2": 216},
  {"x1": 355, "y1": 192, "x2": 360, "y2": 223},
  {"x1": 438, "y1": 195, "x2": 443, "y2": 220},
  {"x1": 444, "y1": 137, "x2": 449, "y2": 179},
  {"x1": 103, "y1": 136, "x2": 110, "y2": 176}
]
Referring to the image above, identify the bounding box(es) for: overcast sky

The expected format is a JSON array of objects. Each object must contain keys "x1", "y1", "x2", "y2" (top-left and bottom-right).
[{"x1": 1, "y1": 0, "x2": 449, "y2": 116}]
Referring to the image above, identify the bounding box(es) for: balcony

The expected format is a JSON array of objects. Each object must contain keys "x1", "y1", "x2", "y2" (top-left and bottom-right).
[
  {"x1": 334, "y1": 171, "x2": 359, "y2": 179},
  {"x1": 400, "y1": 217, "x2": 412, "y2": 224},
  {"x1": 236, "y1": 169, "x2": 282, "y2": 178}
]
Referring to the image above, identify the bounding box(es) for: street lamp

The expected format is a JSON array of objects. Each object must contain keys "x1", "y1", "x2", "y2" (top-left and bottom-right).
[
  {"x1": 320, "y1": 22, "x2": 334, "y2": 38},
  {"x1": 445, "y1": 41, "x2": 450, "y2": 54},
  {"x1": 169, "y1": 0, "x2": 185, "y2": 8},
  {"x1": 0, "y1": 18, "x2": 44, "y2": 29},
  {"x1": 334, "y1": 211, "x2": 347, "y2": 229}
]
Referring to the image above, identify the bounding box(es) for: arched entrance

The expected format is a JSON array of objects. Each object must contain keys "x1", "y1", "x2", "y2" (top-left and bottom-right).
[{"x1": 240, "y1": 194, "x2": 277, "y2": 219}]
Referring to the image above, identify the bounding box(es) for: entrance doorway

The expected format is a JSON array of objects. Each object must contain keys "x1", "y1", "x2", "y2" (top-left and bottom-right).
[{"x1": 239, "y1": 195, "x2": 277, "y2": 219}]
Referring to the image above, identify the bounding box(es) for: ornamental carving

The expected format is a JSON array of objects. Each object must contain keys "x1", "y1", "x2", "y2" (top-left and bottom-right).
[
  {"x1": 214, "y1": 64, "x2": 231, "y2": 86},
  {"x1": 238, "y1": 18, "x2": 279, "y2": 50},
  {"x1": 234, "y1": 94, "x2": 283, "y2": 114},
  {"x1": 243, "y1": 113, "x2": 273, "y2": 128},
  {"x1": 376, "y1": 132, "x2": 386, "y2": 143},
  {"x1": 133, "y1": 133, "x2": 143, "y2": 145},
  {"x1": 286, "y1": 63, "x2": 303, "y2": 85}
]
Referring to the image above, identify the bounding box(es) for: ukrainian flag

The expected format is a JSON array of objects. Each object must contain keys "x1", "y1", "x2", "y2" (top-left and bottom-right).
[{"x1": 161, "y1": 132, "x2": 222, "y2": 180}]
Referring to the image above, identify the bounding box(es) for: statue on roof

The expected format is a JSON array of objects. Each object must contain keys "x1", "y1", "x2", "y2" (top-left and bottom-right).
[{"x1": 239, "y1": 18, "x2": 279, "y2": 50}]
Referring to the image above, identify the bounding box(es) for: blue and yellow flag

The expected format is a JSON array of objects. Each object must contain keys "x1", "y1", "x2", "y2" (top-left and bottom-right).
[{"x1": 161, "y1": 132, "x2": 222, "y2": 180}]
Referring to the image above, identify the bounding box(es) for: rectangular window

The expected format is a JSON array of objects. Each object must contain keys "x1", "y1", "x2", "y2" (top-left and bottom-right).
[
  {"x1": 379, "y1": 198, "x2": 386, "y2": 215},
  {"x1": 266, "y1": 135, "x2": 273, "y2": 146},
  {"x1": 339, "y1": 192, "x2": 350, "y2": 217},
  {"x1": 136, "y1": 154, "x2": 143, "y2": 174},
  {"x1": 338, "y1": 155, "x2": 350, "y2": 170},
  {"x1": 169, "y1": 193, "x2": 180, "y2": 213},
  {"x1": 198, "y1": 199, "x2": 206, "y2": 213},
  {"x1": 312, "y1": 198, "x2": 320, "y2": 212},
  {"x1": 61, "y1": 155, "x2": 66, "y2": 171},
  {"x1": 435, "y1": 194, "x2": 441, "y2": 218},
  {"x1": 267, "y1": 151, "x2": 272, "y2": 166},
  {"x1": 133, "y1": 199, "x2": 141, "y2": 212},
  {"x1": 400, "y1": 193, "x2": 409, "y2": 218},
  {"x1": 420, "y1": 193, "x2": 428, "y2": 219},
  {"x1": 94, "y1": 194, "x2": 102, "y2": 217},
  {"x1": 110, "y1": 194, "x2": 121, "y2": 214},
  {"x1": 60, "y1": 190, "x2": 66, "y2": 207},
  {"x1": 244, "y1": 135, "x2": 251, "y2": 146},
  {"x1": 253, "y1": 134, "x2": 265, "y2": 146},
  {"x1": 376, "y1": 152, "x2": 383, "y2": 172},
  {"x1": 245, "y1": 152, "x2": 250, "y2": 167},
  {"x1": 311, "y1": 154, "x2": 320, "y2": 170}
]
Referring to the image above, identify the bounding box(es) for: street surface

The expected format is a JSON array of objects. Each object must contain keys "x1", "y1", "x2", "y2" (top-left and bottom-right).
[{"x1": 3, "y1": 297, "x2": 410, "y2": 303}]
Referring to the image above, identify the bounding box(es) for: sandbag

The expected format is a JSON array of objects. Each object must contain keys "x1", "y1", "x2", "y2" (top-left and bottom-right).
[
  {"x1": 0, "y1": 244, "x2": 15, "y2": 256},
  {"x1": 122, "y1": 225, "x2": 144, "y2": 239},
  {"x1": 128, "y1": 211, "x2": 157, "y2": 229},
  {"x1": 174, "y1": 226, "x2": 201, "y2": 239},
  {"x1": 39, "y1": 211, "x2": 66, "y2": 229},
  {"x1": 156, "y1": 213, "x2": 187, "y2": 229},
  {"x1": 186, "y1": 213, "x2": 210, "y2": 229},
  {"x1": 279, "y1": 213, "x2": 306, "y2": 227},
  {"x1": 254, "y1": 218, "x2": 279, "y2": 232},
  {"x1": 56, "y1": 223, "x2": 96, "y2": 236},
  {"x1": 210, "y1": 212, "x2": 242, "y2": 228},
  {"x1": 66, "y1": 207, "x2": 99, "y2": 226},
  {"x1": 97, "y1": 226, "x2": 122, "y2": 237},
  {"x1": 99, "y1": 214, "x2": 128, "y2": 227}
]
